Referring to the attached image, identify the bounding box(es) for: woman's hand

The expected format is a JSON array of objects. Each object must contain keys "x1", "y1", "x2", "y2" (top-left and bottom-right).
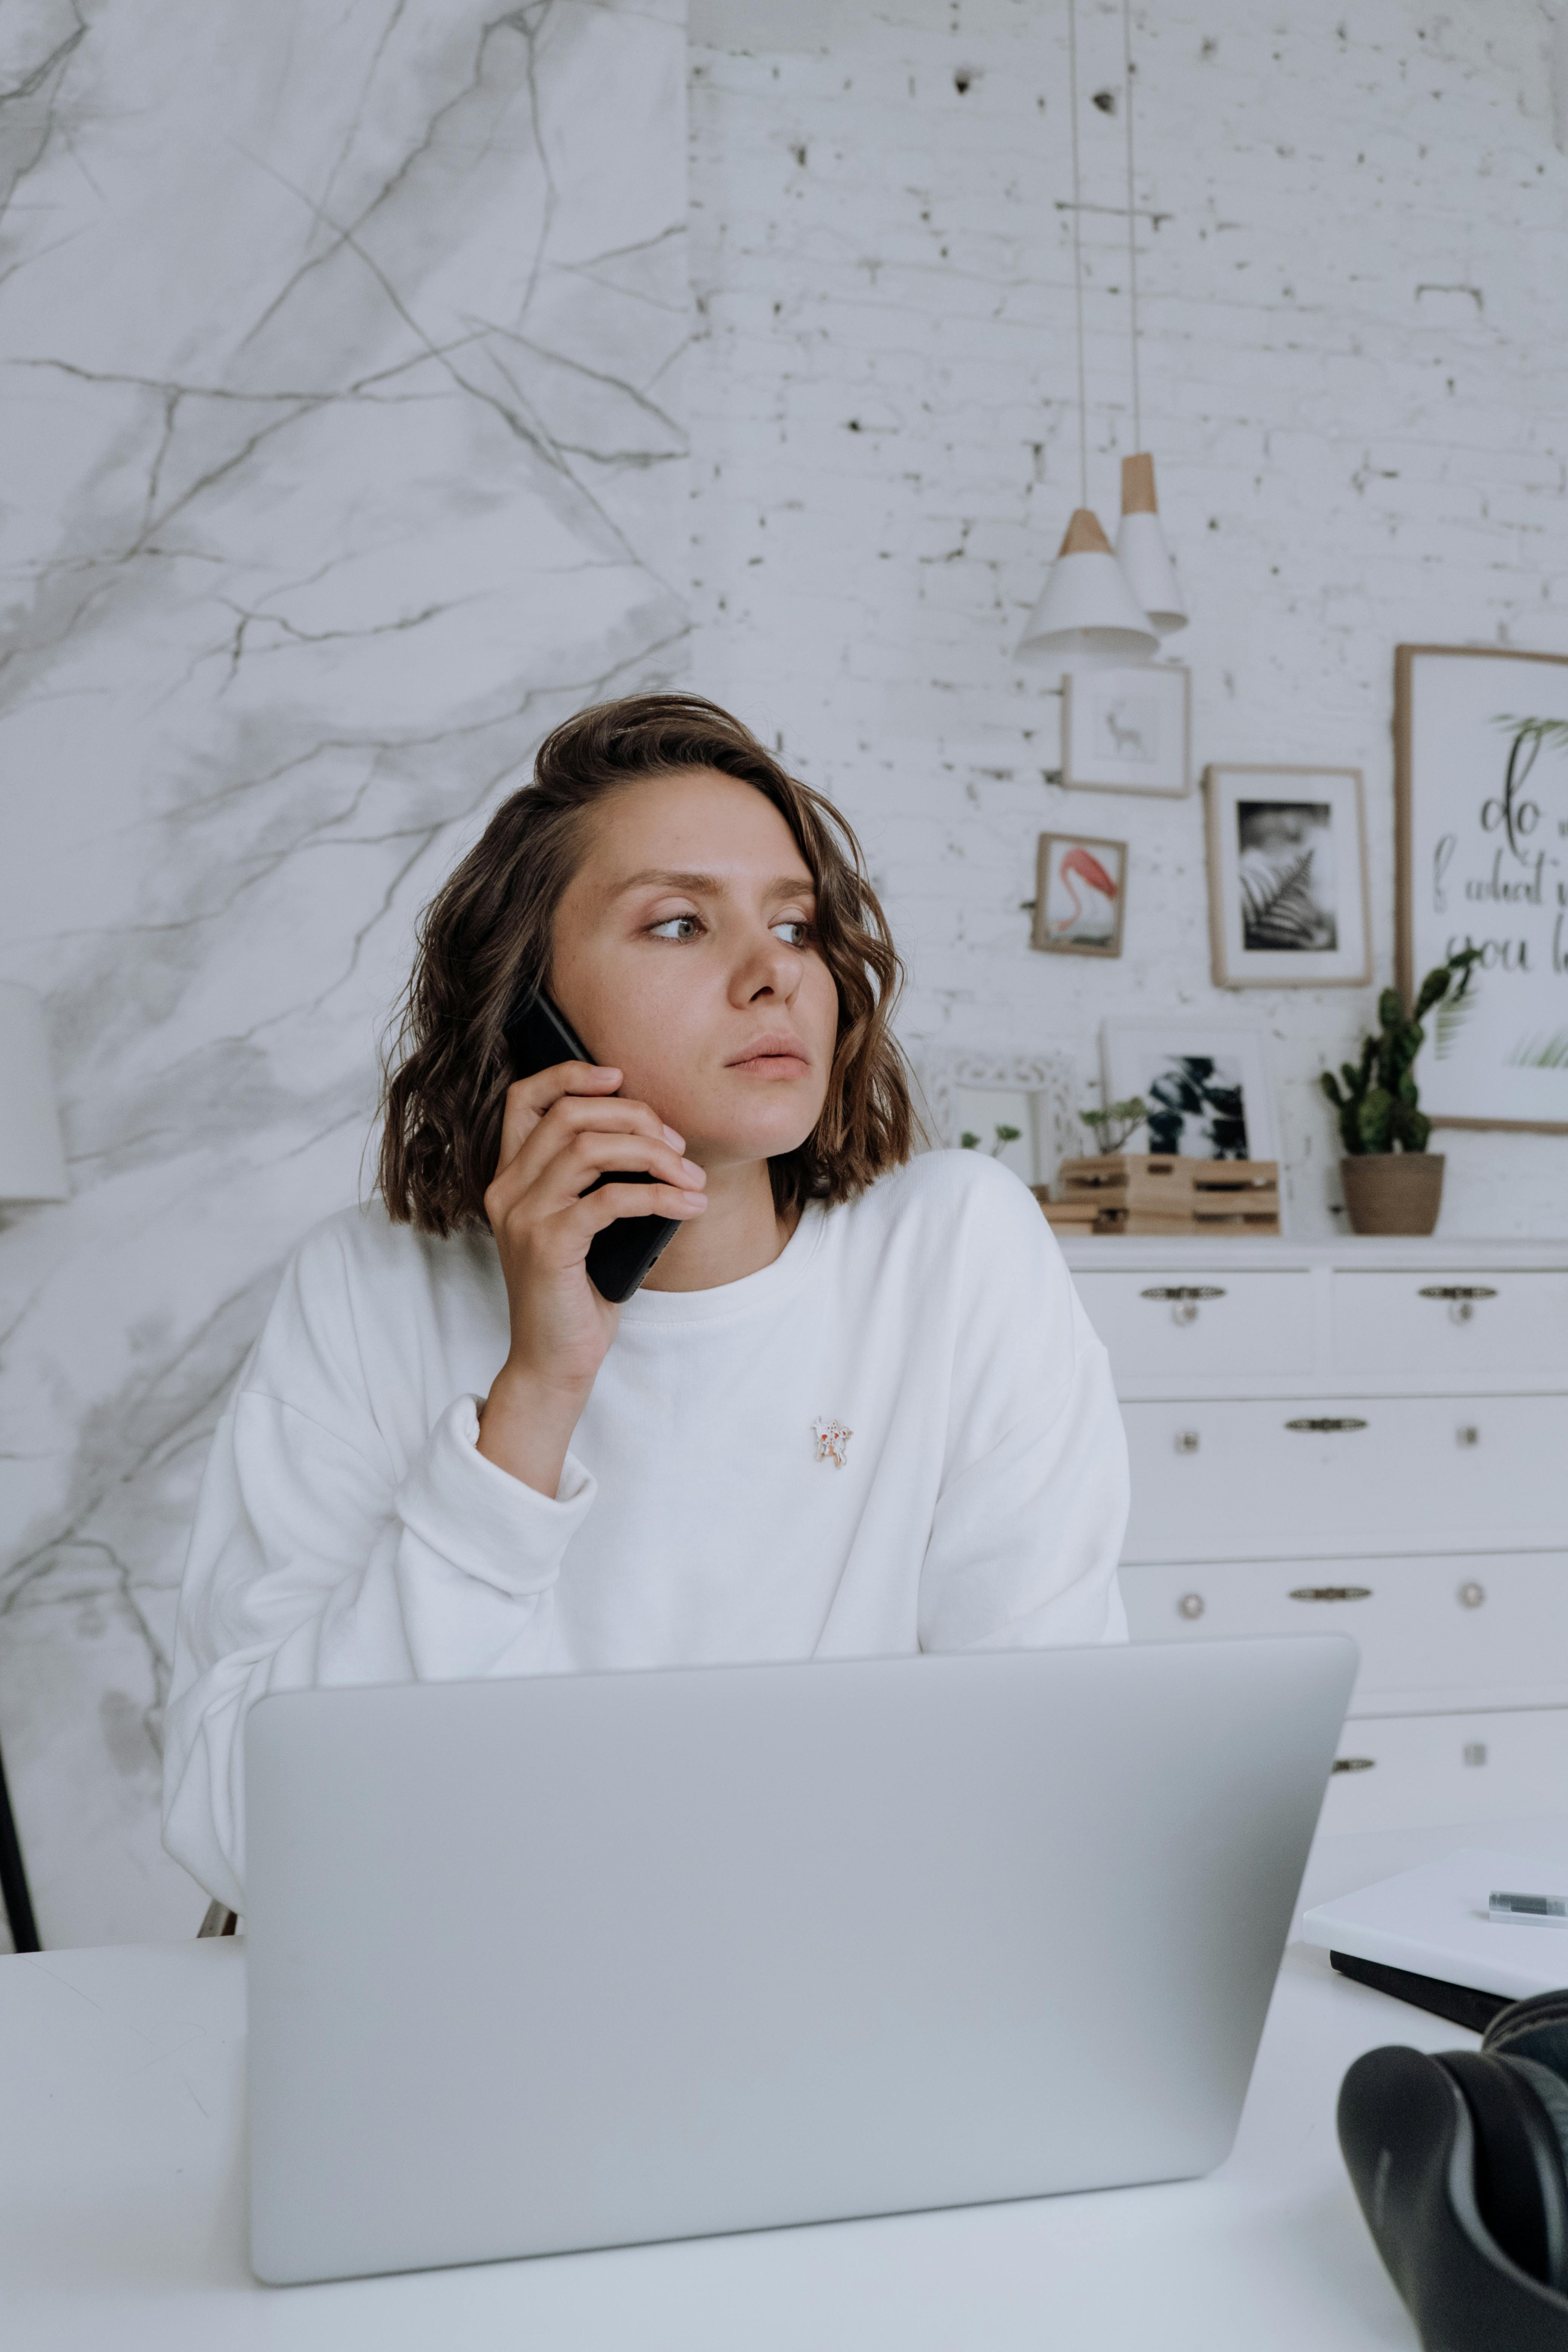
[{"x1": 476, "y1": 1062, "x2": 707, "y2": 1496}]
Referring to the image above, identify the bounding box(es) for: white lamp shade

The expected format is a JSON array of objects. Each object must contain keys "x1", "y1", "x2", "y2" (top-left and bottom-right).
[
  {"x1": 1017, "y1": 508, "x2": 1159, "y2": 662},
  {"x1": 0, "y1": 982, "x2": 68, "y2": 1202},
  {"x1": 1115, "y1": 454, "x2": 1188, "y2": 636}
]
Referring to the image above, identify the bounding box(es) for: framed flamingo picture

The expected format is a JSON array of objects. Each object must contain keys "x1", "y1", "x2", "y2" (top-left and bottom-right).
[{"x1": 1031, "y1": 832, "x2": 1127, "y2": 957}]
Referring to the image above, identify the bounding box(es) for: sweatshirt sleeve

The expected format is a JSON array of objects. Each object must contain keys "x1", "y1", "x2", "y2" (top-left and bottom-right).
[
  {"x1": 161, "y1": 1220, "x2": 591, "y2": 1912},
  {"x1": 916, "y1": 1162, "x2": 1130, "y2": 1654}
]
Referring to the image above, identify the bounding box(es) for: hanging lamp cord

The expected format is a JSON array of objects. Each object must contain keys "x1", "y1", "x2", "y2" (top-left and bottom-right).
[
  {"x1": 1122, "y1": 0, "x2": 1141, "y2": 452},
  {"x1": 1066, "y1": 0, "x2": 1088, "y2": 510}
]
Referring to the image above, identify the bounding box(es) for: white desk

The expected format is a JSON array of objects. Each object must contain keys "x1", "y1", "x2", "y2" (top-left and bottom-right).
[{"x1": 9, "y1": 1819, "x2": 1568, "y2": 2352}]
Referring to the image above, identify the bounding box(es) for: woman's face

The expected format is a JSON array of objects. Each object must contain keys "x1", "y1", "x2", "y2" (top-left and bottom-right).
[{"x1": 549, "y1": 767, "x2": 841, "y2": 1168}]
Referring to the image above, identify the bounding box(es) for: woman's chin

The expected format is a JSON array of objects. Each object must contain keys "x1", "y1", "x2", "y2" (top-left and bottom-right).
[{"x1": 689, "y1": 1106, "x2": 825, "y2": 1169}]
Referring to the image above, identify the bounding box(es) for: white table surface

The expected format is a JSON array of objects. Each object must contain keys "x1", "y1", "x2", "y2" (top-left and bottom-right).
[{"x1": 9, "y1": 1817, "x2": 1568, "y2": 2352}]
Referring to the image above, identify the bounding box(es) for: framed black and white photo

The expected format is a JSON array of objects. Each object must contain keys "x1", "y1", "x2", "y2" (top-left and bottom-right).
[
  {"x1": 1031, "y1": 831, "x2": 1127, "y2": 957},
  {"x1": 1101, "y1": 1021, "x2": 1279, "y2": 1162},
  {"x1": 1204, "y1": 764, "x2": 1370, "y2": 989},
  {"x1": 1061, "y1": 663, "x2": 1189, "y2": 796},
  {"x1": 1396, "y1": 644, "x2": 1568, "y2": 1133}
]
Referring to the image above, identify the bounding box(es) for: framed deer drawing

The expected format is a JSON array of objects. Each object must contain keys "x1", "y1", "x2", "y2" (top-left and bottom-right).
[
  {"x1": 1060, "y1": 664, "x2": 1189, "y2": 796},
  {"x1": 1203, "y1": 763, "x2": 1370, "y2": 989}
]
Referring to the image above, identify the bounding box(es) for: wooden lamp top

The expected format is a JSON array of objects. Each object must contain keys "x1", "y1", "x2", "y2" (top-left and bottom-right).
[
  {"x1": 1121, "y1": 453, "x2": 1159, "y2": 514},
  {"x1": 1058, "y1": 507, "x2": 1114, "y2": 557}
]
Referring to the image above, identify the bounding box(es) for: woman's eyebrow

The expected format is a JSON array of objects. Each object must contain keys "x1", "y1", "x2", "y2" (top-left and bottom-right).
[{"x1": 612, "y1": 868, "x2": 815, "y2": 897}]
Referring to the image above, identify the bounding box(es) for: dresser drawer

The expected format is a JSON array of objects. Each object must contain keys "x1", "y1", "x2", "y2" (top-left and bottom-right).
[
  {"x1": 1121, "y1": 1395, "x2": 1568, "y2": 1562},
  {"x1": 1332, "y1": 1270, "x2": 1568, "y2": 1378},
  {"x1": 1316, "y1": 1707, "x2": 1568, "y2": 1835},
  {"x1": 1122, "y1": 1553, "x2": 1568, "y2": 1709},
  {"x1": 1072, "y1": 1271, "x2": 1314, "y2": 1383}
]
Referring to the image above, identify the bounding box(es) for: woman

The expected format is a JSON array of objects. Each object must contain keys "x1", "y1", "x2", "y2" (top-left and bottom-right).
[{"x1": 163, "y1": 693, "x2": 1129, "y2": 1913}]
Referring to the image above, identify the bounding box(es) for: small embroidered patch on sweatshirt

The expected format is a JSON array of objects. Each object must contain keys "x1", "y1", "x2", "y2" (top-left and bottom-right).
[{"x1": 812, "y1": 1416, "x2": 852, "y2": 1468}]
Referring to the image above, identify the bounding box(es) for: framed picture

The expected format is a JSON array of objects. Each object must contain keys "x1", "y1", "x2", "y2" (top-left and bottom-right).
[
  {"x1": 1061, "y1": 664, "x2": 1189, "y2": 796},
  {"x1": 1031, "y1": 832, "x2": 1127, "y2": 957},
  {"x1": 1203, "y1": 764, "x2": 1370, "y2": 989},
  {"x1": 1101, "y1": 1022, "x2": 1279, "y2": 1162},
  {"x1": 1396, "y1": 644, "x2": 1568, "y2": 1133},
  {"x1": 906, "y1": 1046, "x2": 1083, "y2": 1193}
]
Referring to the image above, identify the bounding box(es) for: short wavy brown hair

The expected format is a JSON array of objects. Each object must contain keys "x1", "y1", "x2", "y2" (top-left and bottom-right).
[{"x1": 378, "y1": 691, "x2": 913, "y2": 1236}]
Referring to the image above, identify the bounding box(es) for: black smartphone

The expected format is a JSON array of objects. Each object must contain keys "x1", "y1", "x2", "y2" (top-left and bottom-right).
[{"x1": 502, "y1": 986, "x2": 681, "y2": 1305}]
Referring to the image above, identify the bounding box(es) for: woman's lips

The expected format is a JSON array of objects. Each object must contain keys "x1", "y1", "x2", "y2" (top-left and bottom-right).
[{"x1": 727, "y1": 1037, "x2": 810, "y2": 1077}]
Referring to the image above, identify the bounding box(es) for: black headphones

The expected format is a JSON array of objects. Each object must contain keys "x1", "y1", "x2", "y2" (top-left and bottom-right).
[{"x1": 1340, "y1": 1988, "x2": 1568, "y2": 2347}]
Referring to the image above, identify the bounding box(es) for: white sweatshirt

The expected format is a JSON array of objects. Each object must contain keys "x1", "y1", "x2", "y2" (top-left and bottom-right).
[{"x1": 162, "y1": 1149, "x2": 1130, "y2": 1911}]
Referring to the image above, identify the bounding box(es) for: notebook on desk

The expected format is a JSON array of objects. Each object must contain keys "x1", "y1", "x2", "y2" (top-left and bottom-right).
[
  {"x1": 1303, "y1": 1848, "x2": 1568, "y2": 2031},
  {"x1": 243, "y1": 1635, "x2": 1356, "y2": 2285}
]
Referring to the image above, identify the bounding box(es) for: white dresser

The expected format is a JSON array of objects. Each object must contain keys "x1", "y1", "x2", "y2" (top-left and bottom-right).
[{"x1": 1061, "y1": 1236, "x2": 1568, "y2": 1834}]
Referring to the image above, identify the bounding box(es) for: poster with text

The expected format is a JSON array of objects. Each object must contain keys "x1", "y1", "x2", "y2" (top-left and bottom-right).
[{"x1": 1397, "y1": 645, "x2": 1568, "y2": 1132}]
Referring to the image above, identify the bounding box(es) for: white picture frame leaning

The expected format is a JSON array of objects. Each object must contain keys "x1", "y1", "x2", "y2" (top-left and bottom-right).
[
  {"x1": 1204, "y1": 763, "x2": 1371, "y2": 989},
  {"x1": 905, "y1": 1045, "x2": 1083, "y2": 1194},
  {"x1": 1061, "y1": 663, "x2": 1190, "y2": 796},
  {"x1": 1101, "y1": 1021, "x2": 1280, "y2": 1165}
]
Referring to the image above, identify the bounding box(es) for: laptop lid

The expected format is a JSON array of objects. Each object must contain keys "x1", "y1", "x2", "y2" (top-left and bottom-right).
[{"x1": 245, "y1": 1635, "x2": 1354, "y2": 2284}]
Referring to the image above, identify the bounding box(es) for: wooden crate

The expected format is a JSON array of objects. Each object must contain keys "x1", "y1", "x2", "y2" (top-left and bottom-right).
[
  {"x1": 1190, "y1": 1160, "x2": 1280, "y2": 1234},
  {"x1": 1032, "y1": 1188, "x2": 1101, "y2": 1233},
  {"x1": 1092, "y1": 1210, "x2": 1207, "y2": 1237},
  {"x1": 1055, "y1": 1155, "x2": 1195, "y2": 1216},
  {"x1": 1049, "y1": 1158, "x2": 1281, "y2": 1237}
]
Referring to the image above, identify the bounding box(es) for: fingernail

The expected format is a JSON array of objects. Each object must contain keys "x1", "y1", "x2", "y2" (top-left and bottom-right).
[
  {"x1": 683, "y1": 1191, "x2": 707, "y2": 1211},
  {"x1": 680, "y1": 1158, "x2": 704, "y2": 1184},
  {"x1": 662, "y1": 1124, "x2": 684, "y2": 1149}
]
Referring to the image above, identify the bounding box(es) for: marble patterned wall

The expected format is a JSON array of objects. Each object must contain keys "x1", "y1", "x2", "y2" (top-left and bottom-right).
[{"x1": 0, "y1": 0, "x2": 690, "y2": 1950}]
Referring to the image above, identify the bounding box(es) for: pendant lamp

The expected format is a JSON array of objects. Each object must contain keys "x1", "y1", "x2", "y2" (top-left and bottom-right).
[
  {"x1": 1019, "y1": 506, "x2": 1159, "y2": 659},
  {"x1": 1016, "y1": 0, "x2": 1156, "y2": 666},
  {"x1": 1116, "y1": 452, "x2": 1187, "y2": 635},
  {"x1": 1110, "y1": 0, "x2": 1187, "y2": 636}
]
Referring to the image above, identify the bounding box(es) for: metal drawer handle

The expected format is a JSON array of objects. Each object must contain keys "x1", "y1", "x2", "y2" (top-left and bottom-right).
[
  {"x1": 1177, "y1": 1592, "x2": 1205, "y2": 1621},
  {"x1": 1140, "y1": 1286, "x2": 1225, "y2": 1302},
  {"x1": 1332, "y1": 1757, "x2": 1375, "y2": 1774},
  {"x1": 1290, "y1": 1585, "x2": 1372, "y2": 1603},
  {"x1": 1174, "y1": 1429, "x2": 1201, "y2": 1455},
  {"x1": 1285, "y1": 1416, "x2": 1369, "y2": 1433},
  {"x1": 1457, "y1": 1425, "x2": 1480, "y2": 1448},
  {"x1": 1458, "y1": 1581, "x2": 1486, "y2": 1609},
  {"x1": 1418, "y1": 1285, "x2": 1496, "y2": 1301}
]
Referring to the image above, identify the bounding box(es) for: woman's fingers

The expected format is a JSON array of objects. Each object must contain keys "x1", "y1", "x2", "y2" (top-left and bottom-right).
[
  {"x1": 574, "y1": 1179, "x2": 708, "y2": 1233},
  {"x1": 495, "y1": 1061, "x2": 623, "y2": 1173},
  {"x1": 493, "y1": 1131, "x2": 704, "y2": 1228},
  {"x1": 492, "y1": 1082, "x2": 686, "y2": 1207}
]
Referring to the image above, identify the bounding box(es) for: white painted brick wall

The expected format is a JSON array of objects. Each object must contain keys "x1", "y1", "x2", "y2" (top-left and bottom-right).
[{"x1": 687, "y1": 0, "x2": 1568, "y2": 1234}]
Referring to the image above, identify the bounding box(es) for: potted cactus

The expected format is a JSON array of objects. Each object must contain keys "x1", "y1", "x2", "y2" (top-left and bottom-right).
[{"x1": 1319, "y1": 948, "x2": 1480, "y2": 1234}]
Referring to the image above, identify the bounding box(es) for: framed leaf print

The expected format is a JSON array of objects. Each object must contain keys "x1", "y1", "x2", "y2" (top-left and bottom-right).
[{"x1": 1204, "y1": 764, "x2": 1371, "y2": 989}]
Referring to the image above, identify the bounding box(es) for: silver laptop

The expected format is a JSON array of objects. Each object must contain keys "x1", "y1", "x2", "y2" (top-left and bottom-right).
[{"x1": 245, "y1": 1635, "x2": 1355, "y2": 2285}]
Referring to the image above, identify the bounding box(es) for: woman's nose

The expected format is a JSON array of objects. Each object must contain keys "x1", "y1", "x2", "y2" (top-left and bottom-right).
[{"x1": 733, "y1": 929, "x2": 799, "y2": 1002}]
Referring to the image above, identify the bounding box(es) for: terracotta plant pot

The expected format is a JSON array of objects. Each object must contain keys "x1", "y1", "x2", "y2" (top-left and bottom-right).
[{"x1": 1340, "y1": 1154, "x2": 1445, "y2": 1237}]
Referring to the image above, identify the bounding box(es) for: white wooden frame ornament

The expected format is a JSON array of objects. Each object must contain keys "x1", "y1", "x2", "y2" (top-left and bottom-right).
[
  {"x1": 1203, "y1": 763, "x2": 1372, "y2": 989},
  {"x1": 906, "y1": 1045, "x2": 1083, "y2": 1194},
  {"x1": 1060, "y1": 663, "x2": 1190, "y2": 797}
]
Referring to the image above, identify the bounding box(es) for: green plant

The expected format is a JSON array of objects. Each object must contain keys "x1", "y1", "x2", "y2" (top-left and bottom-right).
[
  {"x1": 961, "y1": 1122, "x2": 1023, "y2": 1156},
  {"x1": 1320, "y1": 949, "x2": 1481, "y2": 1155},
  {"x1": 1078, "y1": 1097, "x2": 1148, "y2": 1154}
]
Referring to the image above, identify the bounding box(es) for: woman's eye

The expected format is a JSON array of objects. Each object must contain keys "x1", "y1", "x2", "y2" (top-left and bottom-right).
[
  {"x1": 772, "y1": 919, "x2": 810, "y2": 948},
  {"x1": 649, "y1": 915, "x2": 702, "y2": 942}
]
